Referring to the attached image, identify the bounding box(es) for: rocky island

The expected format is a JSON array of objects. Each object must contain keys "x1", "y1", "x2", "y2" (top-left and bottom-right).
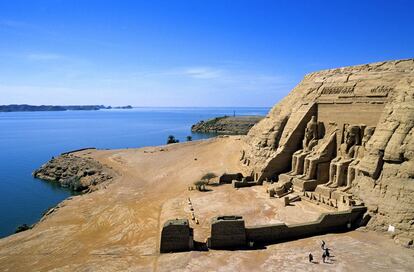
[
  {"x1": 191, "y1": 115, "x2": 264, "y2": 135},
  {"x1": 1, "y1": 59, "x2": 413, "y2": 271},
  {"x1": 0, "y1": 104, "x2": 133, "y2": 112}
]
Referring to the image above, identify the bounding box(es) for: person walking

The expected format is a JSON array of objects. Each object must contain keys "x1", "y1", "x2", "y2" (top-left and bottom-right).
[
  {"x1": 325, "y1": 248, "x2": 330, "y2": 262},
  {"x1": 321, "y1": 240, "x2": 326, "y2": 250},
  {"x1": 309, "y1": 253, "x2": 314, "y2": 263}
]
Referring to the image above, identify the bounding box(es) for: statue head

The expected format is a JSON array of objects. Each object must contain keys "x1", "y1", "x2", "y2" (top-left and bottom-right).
[
  {"x1": 362, "y1": 126, "x2": 375, "y2": 146},
  {"x1": 345, "y1": 125, "x2": 360, "y2": 147},
  {"x1": 310, "y1": 115, "x2": 317, "y2": 123},
  {"x1": 305, "y1": 116, "x2": 318, "y2": 140}
]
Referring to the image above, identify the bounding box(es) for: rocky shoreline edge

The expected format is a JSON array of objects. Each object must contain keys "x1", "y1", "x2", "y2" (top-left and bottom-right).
[
  {"x1": 33, "y1": 149, "x2": 115, "y2": 193},
  {"x1": 13, "y1": 149, "x2": 116, "y2": 235},
  {"x1": 191, "y1": 115, "x2": 264, "y2": 135}
]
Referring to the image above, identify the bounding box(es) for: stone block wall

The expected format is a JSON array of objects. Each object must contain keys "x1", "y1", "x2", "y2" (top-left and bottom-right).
[
  {"x1": 160, "y1": 219, "x2": 193, "y2": 253},
  {"x1": 245, "y1": 206, "x2": 366, "y2": 244},
  {"x1": 219, "y1": 173, "x2": 243, "y2": 184},
  {"x1": 205, "y1": 208, "x2": 366, "y2": 250},
  {"x1": 208, "y1": 216, "x2": 246, "y2": 249}
]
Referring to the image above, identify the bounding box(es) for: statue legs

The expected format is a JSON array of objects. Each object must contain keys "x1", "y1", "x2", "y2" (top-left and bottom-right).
[
  {"x1": 290, "y1": 151, "x2": 309, "y2": 175},
  {"x1": 289, "y1": 153, "x2": 299, "y2": 175},
  {"x1": 328, "y1": 160, "x2": 353, "y2": 188},
  {"x1": 296, "y1": 152, "x2": 310, "y2": 175},
  {"x1": 342, "y1": 161, "x2": 359, "y2": 191},
  {"x1": 303, "y1": 156, "x2": 318, "y2": 180},
  {"x1": 336, "y1": 162, "x2": 347, "y2": 187},
  {"x1": 327, "y1": 163, "x2": 337, "y2": 186}
]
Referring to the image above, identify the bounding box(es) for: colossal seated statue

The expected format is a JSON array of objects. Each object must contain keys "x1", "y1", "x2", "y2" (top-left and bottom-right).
[
  {"x1": 310, "y1": 124, "x2": 371, "y2": 209},
  {"x1": 290, "y1": 124, "x2": 337, "y2": 191},
  {"x1": 342, "y1": 126, "x2": 375, "y2": 191},
  {"x1": 325, "y1": 127, "x2": 376, "y2": 209},
  {"x1": 300, "y1": 127, "x2": 337, "y2": 181},
  {"x1": 325, "y1": 125, "x2": 361, "y2": 188},
  {"x1": 289, "y1": 116, "x2": 319, "y2": 176},
  {"x1": 274, "y1": 116, "x2": 320, "y2": 194}
]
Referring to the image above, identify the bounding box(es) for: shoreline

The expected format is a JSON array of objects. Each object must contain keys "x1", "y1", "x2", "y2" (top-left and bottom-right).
[{"x1": 15, "y1": 138, "x2": 212, "y2": 237}]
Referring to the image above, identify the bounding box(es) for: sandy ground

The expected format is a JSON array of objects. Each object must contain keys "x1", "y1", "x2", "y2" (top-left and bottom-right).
[{"x1": 0, "y1": 136, "x2": 412, "y2": 271}]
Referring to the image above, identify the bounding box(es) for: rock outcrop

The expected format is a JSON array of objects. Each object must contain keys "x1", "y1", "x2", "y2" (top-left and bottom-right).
[
  {"x1": 33, "y1": 153, "x2": 114, "y2": 192},
  {"x1": 0, "y1": 104, "x2": 133, "y2": 112},
  {"x1": 240, "y1": 59, "x2": 414, "y2": 244},
  {"x1": 191, "y1": 115, "x2": 264, "y2": 135}
]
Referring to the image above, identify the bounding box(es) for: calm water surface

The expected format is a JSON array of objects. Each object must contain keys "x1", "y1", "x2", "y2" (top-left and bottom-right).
[{"x1": 0, "y1": 107, "x2": 269, "y2": 237}]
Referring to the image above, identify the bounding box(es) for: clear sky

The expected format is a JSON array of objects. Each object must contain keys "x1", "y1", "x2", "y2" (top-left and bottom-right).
[{"x1": 0, "y1": 0, "x2": 413, "y2": 107}]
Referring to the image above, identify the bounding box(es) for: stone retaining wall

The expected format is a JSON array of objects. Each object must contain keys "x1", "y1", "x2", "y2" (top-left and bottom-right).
[
  {"x1": 246, "y1": 206, "x2": 366, "y2": 244},
  {"x1": 206, "y1": 207, "x2": 366, "y2": 249}
]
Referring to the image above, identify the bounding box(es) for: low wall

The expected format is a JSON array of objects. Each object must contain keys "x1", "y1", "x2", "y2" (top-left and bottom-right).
[
  {"x1": 161, "y1": 207, "x2": 367, "y2": 252},
  {"x1": 246, "y1": 206, "x2": 366, "y2": 244},
  {"x1": 219, "y1": 173, "x2": 243, "y2": 184},
  {"x1": 208, "y1": 216, "x2": 246, "y2": 249},
  {"x1": 232, "y1": 180, "x2": 259, "y2": 188}
]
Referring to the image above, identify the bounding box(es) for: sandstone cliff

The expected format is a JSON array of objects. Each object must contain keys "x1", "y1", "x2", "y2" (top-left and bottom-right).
[{"x1": 241, "y1": 59, "x2": 414, "y2": 245}]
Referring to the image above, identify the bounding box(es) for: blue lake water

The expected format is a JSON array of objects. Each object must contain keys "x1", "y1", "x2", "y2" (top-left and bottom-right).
[{"x1": 0, "y1": 107, "x2": 269, "y2": 238}]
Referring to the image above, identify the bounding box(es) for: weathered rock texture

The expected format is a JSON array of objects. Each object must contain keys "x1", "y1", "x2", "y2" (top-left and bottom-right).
[
  {"x1": 241, "y1": 59, "x2": 414, "y2": 243},
  {"x1": 33, "y1": 153, "x2": 114, "y2": 192},
  {"x1": 191, "y1": 115, "x2": 264, "y2": 135}
]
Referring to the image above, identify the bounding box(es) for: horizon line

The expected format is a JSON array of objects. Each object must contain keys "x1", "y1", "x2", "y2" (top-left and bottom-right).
[{"x1": 0, "y1": 104, "x2": 272, "y2": 108}]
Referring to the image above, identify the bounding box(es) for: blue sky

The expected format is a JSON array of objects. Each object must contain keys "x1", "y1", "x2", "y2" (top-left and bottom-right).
[{"x1": 0, "y1": 0, "x2": 413, "y2": 107}]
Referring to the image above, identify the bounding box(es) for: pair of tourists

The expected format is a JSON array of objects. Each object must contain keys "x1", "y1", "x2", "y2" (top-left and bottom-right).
[{"x1": 308, "y1": 240, "x2": 331, "y2": 264}]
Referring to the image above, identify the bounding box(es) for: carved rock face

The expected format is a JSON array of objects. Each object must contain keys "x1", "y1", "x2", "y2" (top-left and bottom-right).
[{"x1": 241, "y1": 59, "x2": 414, "y2": 241}]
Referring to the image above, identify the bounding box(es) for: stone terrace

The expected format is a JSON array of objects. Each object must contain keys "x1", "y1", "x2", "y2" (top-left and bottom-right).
[{"x1": 159, "y1": 183, "x2": 333, "y2": 243}]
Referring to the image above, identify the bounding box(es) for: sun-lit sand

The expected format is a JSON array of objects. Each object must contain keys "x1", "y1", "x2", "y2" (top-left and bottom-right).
[{"x1": 0, "y1": 136, "x2": 412, "y2": 271}]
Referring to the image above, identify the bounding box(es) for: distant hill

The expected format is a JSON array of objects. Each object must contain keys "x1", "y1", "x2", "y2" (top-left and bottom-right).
[{"x1": 0, "y1": 104, "x2": 133, "y2": 112}]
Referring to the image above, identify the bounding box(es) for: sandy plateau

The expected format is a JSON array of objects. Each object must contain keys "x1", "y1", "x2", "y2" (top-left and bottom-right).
[{"x1": 0, "y1": 136, "x2": 413, "y2": 271}]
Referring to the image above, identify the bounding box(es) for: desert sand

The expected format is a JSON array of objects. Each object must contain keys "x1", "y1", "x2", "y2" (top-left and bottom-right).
[{"x1": 0, "y1": 136, "x2": 413, "y2": 271}]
